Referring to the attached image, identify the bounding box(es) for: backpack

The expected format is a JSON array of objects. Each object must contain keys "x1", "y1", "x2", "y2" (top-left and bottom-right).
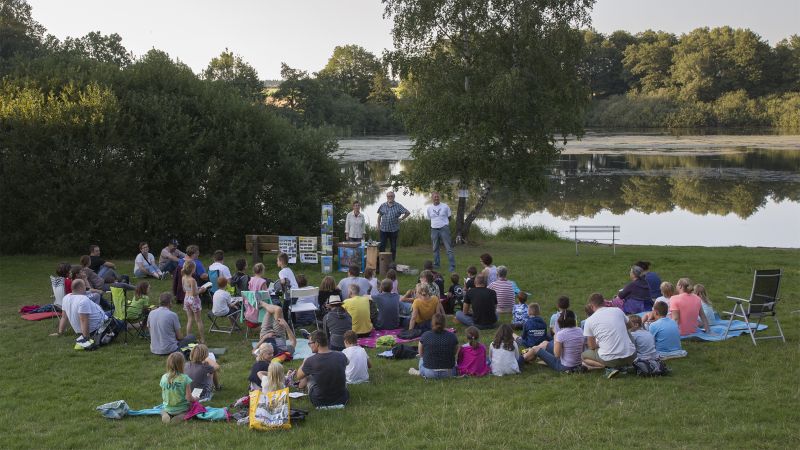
[
  {"x1": 633, "y1": 358, "x2": 669, "y2": 377},
  {"x1": 391, "y1": 343, "x2": 418, "y2": 359}
]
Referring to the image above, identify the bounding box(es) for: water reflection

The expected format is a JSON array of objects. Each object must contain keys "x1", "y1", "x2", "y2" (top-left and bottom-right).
[{"x1": 337, "y1": 139, "x2": 800, "y2": 247}]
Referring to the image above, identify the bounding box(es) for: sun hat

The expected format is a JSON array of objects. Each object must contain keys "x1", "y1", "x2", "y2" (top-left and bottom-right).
[{"x1": 328, "y1": 295, "x2": 342, "y2": 306}]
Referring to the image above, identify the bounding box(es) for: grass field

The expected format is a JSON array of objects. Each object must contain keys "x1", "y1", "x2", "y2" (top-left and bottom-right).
[{"x1": 1, "y1": 241, "x2": 799, "y2": 449}]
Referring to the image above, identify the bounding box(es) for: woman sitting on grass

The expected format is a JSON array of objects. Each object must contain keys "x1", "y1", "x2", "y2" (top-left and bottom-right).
[
  {"x1": 160, "y1": 352, "x2": 198, "y2": 424},
  {"x1": 524, "y1": 310, "x2": 584, "y2": 373},
  {"x1": 409, "y1": 313, "x2": 459, "y2": 379},
  {"x1": 618, "y1": 265, "x2": 652, "y2": 314},
  {"x1": 489, "y1": 324, "x2": 521, "y2": 376},
  {"x1": 409, "y1": 283, "x2": 444, "y2": 331}
]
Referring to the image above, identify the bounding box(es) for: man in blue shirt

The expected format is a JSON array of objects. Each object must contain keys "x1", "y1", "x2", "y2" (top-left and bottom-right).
[{"x1": 376, "y1": 191, "x2": 410, "y2": 263}]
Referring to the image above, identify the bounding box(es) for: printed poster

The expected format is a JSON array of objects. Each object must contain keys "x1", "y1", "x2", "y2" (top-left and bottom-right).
[
  {"x1": 278, "y1": 236, "x2": 297, "y2": 264},
  {"x1": 321, "y1": 203, "x2": 334, "y2": 235}
]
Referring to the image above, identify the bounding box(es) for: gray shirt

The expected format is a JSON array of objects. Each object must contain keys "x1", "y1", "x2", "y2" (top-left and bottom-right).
[
  {"x1": 148, "y1": 307, "x2": 181, "y2": 355},
  {"x1": 631, "y1": 329, "x2": 660, "y2": 361},
  {"x1": 338, "y1": 276, "x2": 373, "y2": 297}
]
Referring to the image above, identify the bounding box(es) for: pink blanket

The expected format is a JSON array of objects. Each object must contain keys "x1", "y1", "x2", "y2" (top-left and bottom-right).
[
  {"x1": 357, "y1": 328, "x2": 456, "y2": 348},
  {"x1": 20, "y1": 312, "x2": 59, "y2": 321}
]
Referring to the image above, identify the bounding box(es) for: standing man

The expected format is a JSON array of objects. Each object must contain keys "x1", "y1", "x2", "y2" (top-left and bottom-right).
[
  {"x1": 345, "y1": 200, "x2": 366, "y2": 242},
  {"x1": 376, "y1": 191, "x2": 410, "y2": 264},
  {"x1": 426, "y1": 192, "x2": 455, "y2": 272}
]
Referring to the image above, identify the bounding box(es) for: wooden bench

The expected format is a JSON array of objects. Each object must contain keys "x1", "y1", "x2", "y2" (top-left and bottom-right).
[
  {"x1": 568, "y1": 225, "x2": 620, "y2": 256},
  {"x1": 245, "y1": 235, "x2": 279, "y2": 266}
]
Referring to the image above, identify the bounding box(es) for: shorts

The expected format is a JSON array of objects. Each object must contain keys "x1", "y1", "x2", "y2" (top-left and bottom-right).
[
  {"x1": 183, "y1": 296, "x2": 201, "y2": 313},
  {"x1": 581, "y1": 349, "x2": 635, "y2": 368}
]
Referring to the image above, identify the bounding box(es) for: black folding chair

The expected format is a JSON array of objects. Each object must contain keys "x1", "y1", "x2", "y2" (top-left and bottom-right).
[{"x1": 722, "y1": 269, "x2": 785, "y2": 345}]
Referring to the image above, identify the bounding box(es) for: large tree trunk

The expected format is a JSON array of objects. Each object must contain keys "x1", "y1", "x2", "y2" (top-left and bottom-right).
[{"x1": 455, "y1": 184, "x2": 491, "y2": 244}]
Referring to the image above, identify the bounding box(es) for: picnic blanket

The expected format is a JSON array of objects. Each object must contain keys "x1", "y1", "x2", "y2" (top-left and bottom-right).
[
  {"x1": 357, "y1": 328, "x2": 456, "y2": 348},
  {"x1": 20, "y1": 312, "x2": 59, "y2": 321},
  {"x1": 98, "y1": 401, "x2": 229, "y2": 421},
  {"x1": 680, "y1": 319, "x2": 767, "y2": 342}
]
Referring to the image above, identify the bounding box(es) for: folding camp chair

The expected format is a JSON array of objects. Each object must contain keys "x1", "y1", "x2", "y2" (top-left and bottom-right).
[
  {"x1": 50, "y1": 276, "x2": 66, "y2": 329},
  {"x1": 722, "y1": 269, "x2": 785, "y2": 345},
  {"x1": 241, "y1": 290, "x2": 270, "y2": 339},
  {"x1": 208, "y1": 306, "x2": 242, "y2": 334},
  {"x1": 289, "y1": 287, "x2": 320, "y2": 332},
  {"x1": 111, "y1": 286, "x2": 147, "y2": 344}
]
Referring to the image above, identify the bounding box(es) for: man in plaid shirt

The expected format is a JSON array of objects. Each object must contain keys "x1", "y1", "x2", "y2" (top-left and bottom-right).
[{"x1": 376, "y1": 191, "x2": 410, "y2": 263}]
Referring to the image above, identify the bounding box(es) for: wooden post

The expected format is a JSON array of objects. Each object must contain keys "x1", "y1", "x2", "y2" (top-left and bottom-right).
[
  {"x1": 379, "y1": 252, "x2": 393, "y2": 278},
  {"x1": 251, "y1": 235, "x2": 261, "y2": 267}
]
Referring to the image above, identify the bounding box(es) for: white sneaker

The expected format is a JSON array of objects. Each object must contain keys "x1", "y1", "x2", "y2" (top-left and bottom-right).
[{"x1": 408, "y1": 368, "x2": 420, "y2": 376}]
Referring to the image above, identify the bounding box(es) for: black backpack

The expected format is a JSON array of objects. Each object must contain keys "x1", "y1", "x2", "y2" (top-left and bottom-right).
[
  {"x1": 391, "y1": 344, "x2": 418, "y2": 359},
  {"x1": 633, "y1": 359, "x2": 669, "y2": 376}
]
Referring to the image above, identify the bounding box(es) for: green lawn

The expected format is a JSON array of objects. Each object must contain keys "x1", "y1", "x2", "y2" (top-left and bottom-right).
[{"x1": 1, "y1": 241, "x2": 798, "y2": 449}]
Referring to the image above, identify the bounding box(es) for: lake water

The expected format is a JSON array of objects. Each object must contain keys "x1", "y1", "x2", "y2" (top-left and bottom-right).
[{"x1": 336, "y1": 132, "x2": 800, "y2": 248}]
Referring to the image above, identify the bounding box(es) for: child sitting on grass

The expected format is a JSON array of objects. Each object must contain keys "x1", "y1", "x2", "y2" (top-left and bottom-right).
[
  {"x1": 364, "y1": 268, "x2": 378, "y2": 296},
  {"x1": 444, "y1": 273, "x2": 464, "y2": 314},
  {"x1": 490, "y1": 324, "x2": 521, "y2": 376},
  {"x1": 386, "y1": 269, "x2": 399, "y2": 294},
  {"x1": 457, "y1": 326, "x2": 490, "y2": 376},
  {"x1": 260, "y1": 362, "x2": 286, "y2": 392},
  {"x1": 627, "y1": 315, "x2": 660, "y2": 362},
  {"x1": 511, "y1": 291, "x2": 529, "y2": 329},
  {"x1": 464, "y1": 266, "x2": 478, "y2": 291},
  {"x1": 549, "y1": 296, "x2": 570, "y2": 336},
  {"x1": 160, "y1": 352, "x2": 197, "y2": 424},
  {"x1": 644, "y1": 281, "x2": 675, "y2": 323},
  {"x1": 342, "y1": 330, "x2": 370, "y2": 384},
  {"x1": 185, "y1": 344, "x2": 220, "y2": 402},
  {"x1": 647, "y1": 301, "x2": 687, "y2": 359},
  {"x1": 694, "y1": 284, "x2": 717, "y2": 323},
  {"x1": 513, "y1": 302, "x2": 548, "y2": 349}
]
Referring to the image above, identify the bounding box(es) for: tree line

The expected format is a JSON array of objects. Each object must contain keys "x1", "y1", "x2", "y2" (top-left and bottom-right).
[
  {"x1": 0, "y1": 0, "x2": 345, "y2": 255},
  {"x1": 582, "y1": 27, "x2": 800, "y2": 128}
]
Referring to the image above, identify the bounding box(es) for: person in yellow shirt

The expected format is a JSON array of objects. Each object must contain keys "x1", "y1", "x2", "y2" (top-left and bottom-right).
[
  {"x1": 410, "y1": 283, "x2": 444, "y2": 331},
  {"x1": 343, "y1": 284, "x2": 374, "y2": 337}
]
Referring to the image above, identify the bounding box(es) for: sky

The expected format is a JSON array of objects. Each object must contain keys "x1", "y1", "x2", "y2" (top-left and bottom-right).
[{"x1": 28, "y1": 0, "x2": 800, "y2": 80}]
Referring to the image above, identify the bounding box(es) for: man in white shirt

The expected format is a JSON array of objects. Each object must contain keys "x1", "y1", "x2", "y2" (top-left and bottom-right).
[
  {"x1": 134, "y1": 242, "x2": 165, "y2": 279},
  {"x1": 54, "y1": 279, "x2": 108, "y2": 339},
  {"x1": 208, "y1": 249, "x2": 232, "y2": 279},
  {"x1": 426, "y1": 192, "x2": 455, "y2": 272},
  {"x1": 582, "y1": 293, "x2": 636, "y2": 378},
  {"x1": 345, "y1": 200, "x2": 366, "y2": 241}
]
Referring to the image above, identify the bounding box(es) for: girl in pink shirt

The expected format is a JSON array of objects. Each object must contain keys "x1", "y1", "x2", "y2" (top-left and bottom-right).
[{"x1": 457, "y1": 327, "x2": 490, "y2": 376}]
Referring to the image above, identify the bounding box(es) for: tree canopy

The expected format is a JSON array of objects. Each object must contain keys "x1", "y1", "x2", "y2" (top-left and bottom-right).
[
  {"x1": 384, "y1": 0, "x2": 594, "y2": 242},
  {"x1": 0, "y1": 2, "x2": 344, "y2": 255}
]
